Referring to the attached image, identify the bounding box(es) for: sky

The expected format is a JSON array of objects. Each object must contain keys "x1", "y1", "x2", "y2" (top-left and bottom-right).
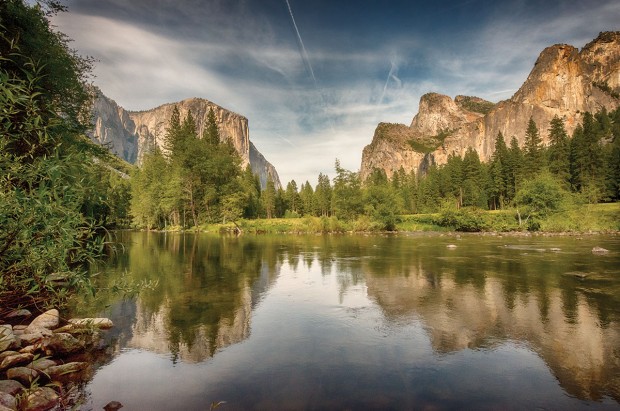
[{"x1": 51, "y1": 0, "x2": 619, "y2": 185}]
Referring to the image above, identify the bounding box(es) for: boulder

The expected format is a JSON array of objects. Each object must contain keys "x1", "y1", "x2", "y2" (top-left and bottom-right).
[
  {"x1": 19, "y1": 345, "x2": 40, "y2": 355},
  {"x1": 0, "y1": 403, "x2": 14, "y2": 411},
  {"x1": 46, "y1": 362, "x2": 88, "y2": 379},
  {"x1": 25, "y1": 310, "x2": 59, "y2": 333},
  {"x1": 68, "y1": 318, "x2": 114, "y2": 329},
  {"x1": 18, "y1": 328, "x2": 52, "y2": 346},
  {"x1": 43, "y1": 333, "x2": 84, "y2": 356},
  {"x1": 21, "y1": 387, "x2": 58, "y2": 411},
  {"x1": 11, "y1": 326, "x2": 27, "y2": 336},
  {"x1": 446, "y1": 244, "x2": 457, "y2": 249},
  {"x1": 592, "y1": 246, "x2": 609, "y2": 254},
  {"x1": 0, "y1": 353, "x2": 34, "y2": 371},
  {"x1": 27, "y1": 358, "x2": 57, "y2": 372},
  {"x1": 6, "y1": 367, "x2": 39, "y2": 385},
  {"x1": 0, "y1": 325, "x2": 15, "y2": 352},
  {"x1": 0, "y1": 380, "x2": 24, "y2": 396},
  {"x1": 0, "y1": 392, "x2": 16, "y2": 411}
]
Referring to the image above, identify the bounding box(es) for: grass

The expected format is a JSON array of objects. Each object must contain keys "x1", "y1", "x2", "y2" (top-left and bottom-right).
[{"x1": 170, "y1": 203, "x2": 620, "y2": 234}]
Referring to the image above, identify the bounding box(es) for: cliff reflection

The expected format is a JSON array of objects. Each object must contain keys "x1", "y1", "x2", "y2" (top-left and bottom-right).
[
  {"x1": 83, "y1": 232, "x2": 281, "y2": 363},
  {"x1": 360, "y1": 235, "x2": 620, "y2": 402}
]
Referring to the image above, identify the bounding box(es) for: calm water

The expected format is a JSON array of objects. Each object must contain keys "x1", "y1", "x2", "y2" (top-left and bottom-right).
[{"x1": 74, "y1": 232, "x2": 620, "y2": 410}]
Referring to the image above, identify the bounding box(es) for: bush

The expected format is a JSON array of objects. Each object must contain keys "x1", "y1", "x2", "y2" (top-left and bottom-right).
[{"x1": 435, "y1": 207, "x2": 487, "y2": 232}]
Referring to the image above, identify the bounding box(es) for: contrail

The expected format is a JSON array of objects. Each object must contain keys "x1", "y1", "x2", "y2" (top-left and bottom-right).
[
  {"x1": 379, "y1": 60, "x2": 400, "y2": 105},
  {"x1": 285, "y1": 0, "x2": 317, "y2": 86}
]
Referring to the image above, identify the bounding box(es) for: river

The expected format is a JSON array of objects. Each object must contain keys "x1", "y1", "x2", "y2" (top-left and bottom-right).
[{"x1": 72, "y1": 232, "x2": 620, "y2": 410}]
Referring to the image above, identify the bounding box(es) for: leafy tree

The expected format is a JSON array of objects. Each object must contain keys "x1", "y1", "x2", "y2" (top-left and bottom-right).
[
  {"x1": 332, "y1": 159, "x2": 363, "y2": 220},
  {"x1": 363, "y1": 169, "x2": 402, "y2": 230},
  {"x1": 514, "y1": 171, "x2": 571, "y2": 230},
  {"x1": 0, "y1": 1, "x2": 106, "y2": 310}
]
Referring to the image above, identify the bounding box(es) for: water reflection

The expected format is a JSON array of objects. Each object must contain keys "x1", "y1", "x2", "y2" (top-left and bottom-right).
[
  {"x1": 76, "y1": 232, "x2": 620, "y2": 408},
  {"x1": 81, "y1": 233, "x2": 282, "y2": 363}
]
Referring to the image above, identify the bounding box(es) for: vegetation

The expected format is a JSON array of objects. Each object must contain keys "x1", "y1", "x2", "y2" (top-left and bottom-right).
[
  {"x1": 408, "y1": 128, "x2": 453, "y2": 154},
  {"x1": 455, "y1": 96, "x2": 496, "y2": 114},
  {"x1": 0, "y1": 0, "x2": 127, "y2": 311}
]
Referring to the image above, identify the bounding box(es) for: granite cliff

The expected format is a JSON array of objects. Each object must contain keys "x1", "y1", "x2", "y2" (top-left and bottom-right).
[
  {"x1": 360, "y1": 31, "x2": 620, "y2": 180},
  {"x1": 89, "y1": 90, "x2": 281, "y2": 189}
]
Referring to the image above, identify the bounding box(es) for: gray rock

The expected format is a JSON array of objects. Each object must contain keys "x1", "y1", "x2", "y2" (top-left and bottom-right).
[
  {"x1": 446, "y1": 244, "x2": 457, "y2": 249},
  {"x1": 0, "y1": 403, "x2": 14, "y2": 411},
  {"x1": 43, "y1": 333, "x2": 84, "y2": 355},
  {"x1": 0, "y1": 392, "x2": 16, "y2": 411},
  {"x1": 0, "y1": 353, "x2": 34, "y2": 371},
  {"x1": 21, "y1": 387, "x2": 58, "y2": 411},
  {"x1": 46, "y1": 362, "x2": 88, "y2": 379},
  {"x1": 0, "y1": 380, "x2": 23, "y2": 396},
  {"x1": 27, "y1": 358, "x2": 57, "y2": 372},
  {"x1": 25, "y1": 310, "x2": 59, "y2": 333},
  {"x1": 68, "y1": 318, "x2": 114, "y2": 329},
  {"x1": 11, "y1": 326, "x2": 27, "y2": 336},
  {"x1": 18, "y1": 328, "x2": 52, "y2": 346},
  {"x1": 6, "y1": 367, "x2": 39, "y2": 385},
  {"x1": 592, "y1": 246, "x2": 609, "y2": 254},
  {"x1": 4, "y1": 309, "x2": 31, "y2": 321},
  {"x1": 0, "y1": 325, "x2": 15, "y2": 352},
  {"x1": 103, "y1": 401, "x2": 124, "y2": 411}
]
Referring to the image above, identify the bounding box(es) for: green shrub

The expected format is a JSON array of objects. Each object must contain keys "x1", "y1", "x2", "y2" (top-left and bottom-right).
[{"x1": 435, "y1": 207, "x2": 487, "y2": 232}]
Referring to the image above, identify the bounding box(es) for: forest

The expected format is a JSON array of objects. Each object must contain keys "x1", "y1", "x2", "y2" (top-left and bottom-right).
[{"x1": 130, "y1": 105, "x2": 620, "y2": 232}]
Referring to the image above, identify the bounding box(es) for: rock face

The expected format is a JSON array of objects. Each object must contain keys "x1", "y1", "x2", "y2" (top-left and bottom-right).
[
  {"x1": 89, "y1": 90, "x2": 282, "y2": 189},
  {"x1": 360, "y1": 31, "x2": 620, "y2": 180}
]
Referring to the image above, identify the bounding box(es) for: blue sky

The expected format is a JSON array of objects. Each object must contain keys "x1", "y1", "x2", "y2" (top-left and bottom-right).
[{"x1": 52, "y1": 0, "x2": 619, "y2": 185}]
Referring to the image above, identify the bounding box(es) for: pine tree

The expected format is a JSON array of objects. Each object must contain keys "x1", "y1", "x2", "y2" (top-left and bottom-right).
[
  {"x1": 204, "y1": 107, "x2": 220, "y2": 145},
  {"x1": 163, "y1": 106, "x2": 183, "y2": 160},
  {"x1": 315, "y1": 173, "x2": 332, "y2": 217},
  {"x1": 523, "y1": 117, "x2": 543, "y2": 179},
  {"x1": 547, "y1": 116, "x2": 570, "y2": 186},
  {"x1": 262, "y1": 179, "x2": 276, "y2": 219}
]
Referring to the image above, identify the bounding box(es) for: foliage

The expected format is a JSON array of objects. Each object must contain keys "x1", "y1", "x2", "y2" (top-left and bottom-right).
[
  {"x1": 435, "y1": 207, "x2": 487, "y2": 232},
  {"x1": 0, "y1": 2, "x2": 107, "y2": 311}
]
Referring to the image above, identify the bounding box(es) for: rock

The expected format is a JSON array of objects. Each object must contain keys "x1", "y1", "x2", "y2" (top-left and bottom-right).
[
  {"x1": 0, "y1": 392, "x2": 16, "y2": 411},
  {"x1": 46, "y1": 362, "x2": 88, "y2": 379},
  {"x1": 4, "y1": 309, "x2": 32, "y2": 321},
  {"x1": 0, "y1": 351, "x2": 19, "y2": 362},
  {"x1": 91, "y1": 90, "x2": 281, "y2": 189},
  {"x1": 6, "y1": 367, "x2": 39, "y2": 385},
  {"x1": 549, "y1": 247, "x2": 561, "y2": 252},
  {"x1": 0, "y1": 325, "x2": 16, "y2": 352},
  {"x1": 25, "y1": 310, "x2": 59, "y2": 333},
  {"x1": 0, "y1": 404, "x2": 14, "y2": 411},
  {"x1": 446, "y1": 244, "x2": 457, "y2": 249},
  {"x1": 43, "y1": 333, "x2": 84, "y2": 355},
  {"x1": 592, "y1": 246, "x2": 609, "y2": 254},
  {"x1": 18, "y1": 329, "x2": 52, "y2": 346},
  {"x1": 103, "y1": 401, "x2": 123, "y2": 411},
  {"x1": 21, "y1": 387, "x2": 58, "y2": 411},
  {"x1": 0, "y1": 353, "x2": 34, "y2": 370},
  {"x1": 0, "y1": 380, "x2": 23, "y2": 396},
  {"x1": 26, "y1": 358, "x2": 57, "y2": 372},
  {"x1": 19, "y1": 345, "x2": 40, "y2": 355},
  {"x1": 359, "y1": 32, "x2": 620, "y2": 180},
  {"x1": 68, "y1": 318, "x2": 114, "y2": 330},
  {"x1": 11, "y1": 325, "x2": 27, "y2": 336}
]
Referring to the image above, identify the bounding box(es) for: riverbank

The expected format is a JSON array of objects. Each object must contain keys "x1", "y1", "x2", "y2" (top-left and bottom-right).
[{"x1": 140, "y1": 203, "x2": 619, "y2": 235}]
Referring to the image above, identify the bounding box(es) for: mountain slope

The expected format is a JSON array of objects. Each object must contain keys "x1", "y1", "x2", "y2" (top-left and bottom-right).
[
  {"x1": 360, "y1": 31, "x2": 620, "y2": 180},
  {"x1": 89, "y1": 90, "x2": 282, "y2": 189}
]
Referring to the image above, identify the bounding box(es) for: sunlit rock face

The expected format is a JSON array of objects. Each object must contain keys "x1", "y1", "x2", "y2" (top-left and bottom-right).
[
  {"x1": 365, "y1": 269, "x2": 620, "y2": 402},
  {"x1": 360, "y1": 31, "x2": 620, "y2": 181},
  {"x1": 88, "y1": 90, "x2": 281, "y2": 189}
]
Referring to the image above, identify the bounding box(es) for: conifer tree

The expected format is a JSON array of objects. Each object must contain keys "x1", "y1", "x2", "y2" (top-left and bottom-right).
[
  {"x1": 523, "y1": 117, "x2": 543, "y2": 179},
  {"x1": 547, "y1": 116, "x2": 570, "y2": 187}
]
